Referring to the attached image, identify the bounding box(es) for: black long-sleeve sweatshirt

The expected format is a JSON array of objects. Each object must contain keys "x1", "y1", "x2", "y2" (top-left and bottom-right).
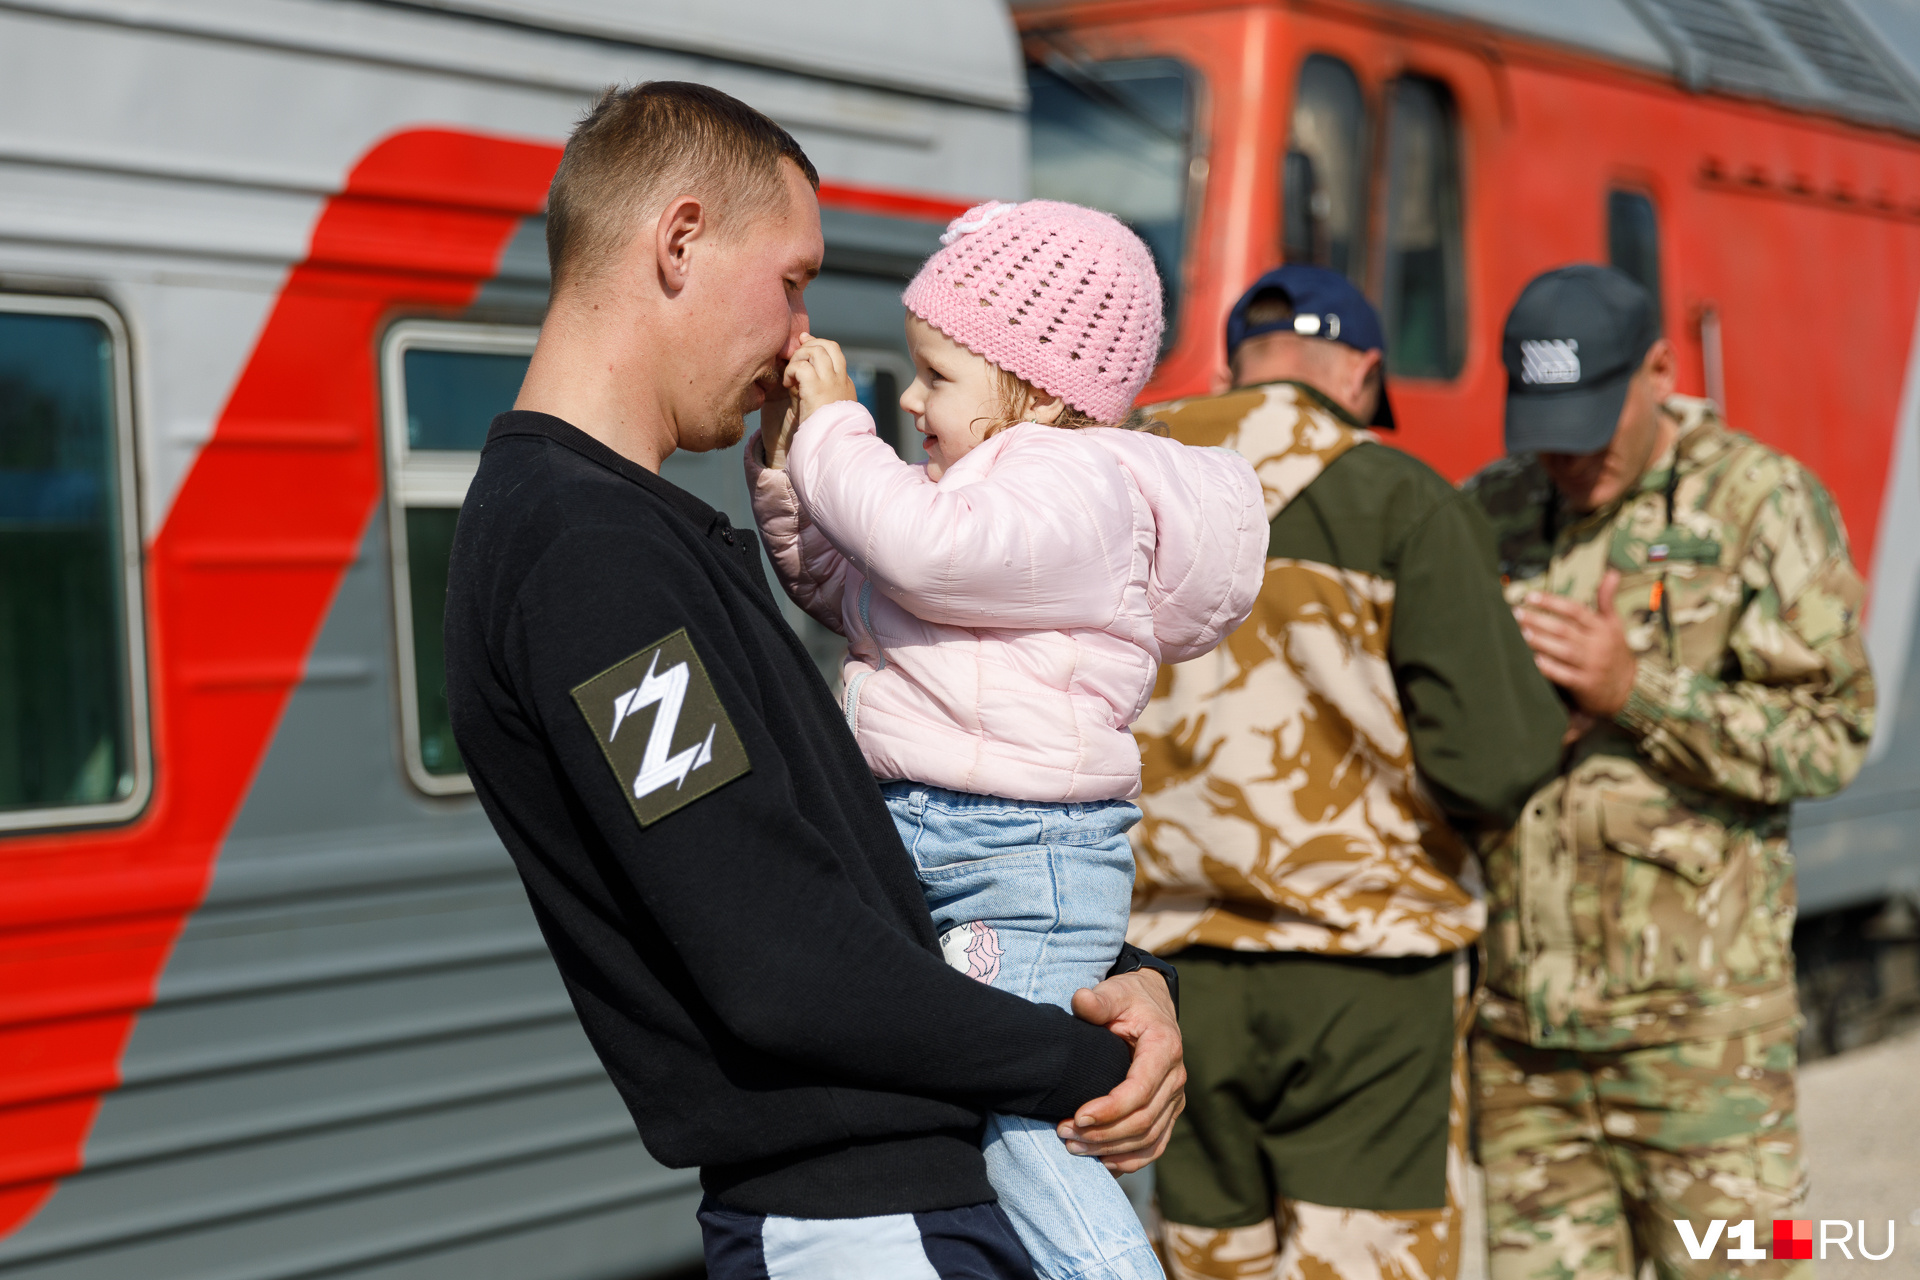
[{"x1": 444, "y1": 411, "x2": 1133, "y2": 1218}]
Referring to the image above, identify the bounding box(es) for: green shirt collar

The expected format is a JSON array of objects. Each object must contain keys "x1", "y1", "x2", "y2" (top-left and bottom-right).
[{"x1": 1241, "y1": 379, "x2": 1367, "y2": 429}]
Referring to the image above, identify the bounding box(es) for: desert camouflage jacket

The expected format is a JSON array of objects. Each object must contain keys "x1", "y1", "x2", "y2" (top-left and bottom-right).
[
  {"x1": 1463, "y1": 397, "x2": 1875, "y2": 1050},
  {"x1": 1129, "y1": 382, "x2": 1565, "y2": 958}
]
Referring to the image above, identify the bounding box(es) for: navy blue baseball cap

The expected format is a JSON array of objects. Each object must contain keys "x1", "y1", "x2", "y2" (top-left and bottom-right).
[
  {"x1": 1503, "y1": 264, "x2": 1659, "y2": 455},
  {"x1": 1224, "y1": 264, "x2": 1394, "y2": 428}
]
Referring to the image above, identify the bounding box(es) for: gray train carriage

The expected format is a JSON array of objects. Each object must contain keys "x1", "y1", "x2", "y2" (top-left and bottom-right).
[{"x1": 0, "y1": 3, "x2": 1021, "y2": 1277}]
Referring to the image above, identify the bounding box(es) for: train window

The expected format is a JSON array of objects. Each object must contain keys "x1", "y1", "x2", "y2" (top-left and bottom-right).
[
  {"x1": 382, "y1": 321, "x2": 535, "y2": 794},
  {"x1": 1285, "y1": 55, "x2": 1371, "y2": 285},
  {"x1": 1381, "y1": 77, "x2": 1466, "y2": 379},
  {"x1": 845, "y1": 348, "x2": 923, "y2": 462},
  {"x1": 0, "y1": 297, "x2": 148, "y2": 832},
  {"x1": 1608, "y1": 190, "x2": 1663, "y2": 314},
  {"x1": 1028, "y1": 54, "x2": 1198, "y2": 350}
]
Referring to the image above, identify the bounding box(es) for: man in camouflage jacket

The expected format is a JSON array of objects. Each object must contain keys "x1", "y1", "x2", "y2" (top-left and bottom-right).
[
  {"x1": 1463, "y1": 265, "x2": 1875, "y2": 1280},
  {"x1": 1132, "y1": 266, "x2": 1568, "y2": 1280}
]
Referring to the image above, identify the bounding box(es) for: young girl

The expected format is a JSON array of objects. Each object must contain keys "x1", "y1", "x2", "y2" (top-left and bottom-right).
[{"x1": 747, "y1": 200, "x2": 1265, "y2": 1280}]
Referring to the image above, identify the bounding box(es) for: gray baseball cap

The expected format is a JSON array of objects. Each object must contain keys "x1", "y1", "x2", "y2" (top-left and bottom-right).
[{"x1": 1502, "y1": 264, "x2": 1659, "y2": 455}]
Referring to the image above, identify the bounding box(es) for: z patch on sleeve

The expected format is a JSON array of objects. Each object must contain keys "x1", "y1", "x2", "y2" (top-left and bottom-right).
[{"x1": 571, "y1": 628, "x2": 751, "y2": 827}]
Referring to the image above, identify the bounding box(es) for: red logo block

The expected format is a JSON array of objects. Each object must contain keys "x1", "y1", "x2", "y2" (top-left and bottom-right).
[{"x1": 1773, "y1": 1220, "x2": 1813, "y2": 1259}]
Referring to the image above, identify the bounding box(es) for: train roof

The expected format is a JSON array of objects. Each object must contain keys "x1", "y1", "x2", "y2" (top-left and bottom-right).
[
  {"x1": 1391, "y1": 0, "x2": 1920, "y2": 135},
  {"x1": 1012, "y1": 0, "x2": 1920, "y2": 136},
  {"x1": 1425, "y1": 0, "x2": 1920, "y2": 134},
  {"x1": 387, "y1": 0, "x2": 1026, "y2": 109}
]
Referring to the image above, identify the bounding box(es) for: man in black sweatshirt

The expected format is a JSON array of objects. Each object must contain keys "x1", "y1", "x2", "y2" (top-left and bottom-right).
[{"x1": 444, "y1": 83, "x2": 1184, "y2": 1280}]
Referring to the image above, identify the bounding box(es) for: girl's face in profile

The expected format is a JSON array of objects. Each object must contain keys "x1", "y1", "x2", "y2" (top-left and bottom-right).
[{"x1": 898, "y1": 314, "x2": 1004, "y2": 482}]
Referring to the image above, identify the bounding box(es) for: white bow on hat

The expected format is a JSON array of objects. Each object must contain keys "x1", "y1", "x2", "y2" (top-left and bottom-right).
[{"x1": 939, "y1": 201, "x2": 1019, "y2": 246}]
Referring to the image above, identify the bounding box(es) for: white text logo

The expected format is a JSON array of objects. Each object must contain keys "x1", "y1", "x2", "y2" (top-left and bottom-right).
[
  {"x1": 1520, "y1": 338, "x2": 1582, "y2": 385},
  {"x1": 1673, "y1": 1219, "x2": 1895, "y2": 1262}
]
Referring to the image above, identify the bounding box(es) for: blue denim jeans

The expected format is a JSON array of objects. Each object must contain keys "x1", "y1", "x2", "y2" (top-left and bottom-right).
[{"x1": 883, "y1": 783, "x2": 1163, "y2": 1280}]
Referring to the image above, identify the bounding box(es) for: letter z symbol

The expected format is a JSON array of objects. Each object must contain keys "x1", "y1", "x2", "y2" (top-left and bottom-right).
[{"x1": 609, "y1": 652, "x2": 715, "y2": 798}]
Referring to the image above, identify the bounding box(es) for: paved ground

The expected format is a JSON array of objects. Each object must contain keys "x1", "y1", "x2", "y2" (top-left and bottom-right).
[{"x1": 1798, "y1": 1025, "x2": 1920, "y2": 1278}]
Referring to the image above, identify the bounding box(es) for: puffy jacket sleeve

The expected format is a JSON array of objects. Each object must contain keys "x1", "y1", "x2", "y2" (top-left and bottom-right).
[
  {"x1": 786, "y1": 404, "x2": 1135, "y2": 631},
  {"x1": 744, "y1": 429, "x2": 855, "y2": 637},
  {"x1": 1124, "y1": 438, "x2": 1267, "y2": 663}
]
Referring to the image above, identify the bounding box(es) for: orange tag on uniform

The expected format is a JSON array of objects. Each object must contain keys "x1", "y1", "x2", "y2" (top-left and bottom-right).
[{"x1": 1649, "y1": 581, "x2": 1664, "y2": 611}]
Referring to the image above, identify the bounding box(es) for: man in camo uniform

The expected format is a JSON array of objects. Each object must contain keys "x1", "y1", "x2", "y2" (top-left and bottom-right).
[
  {"x1": 1131, "y1": 266, "x2": 1568, "y2": 1280},
  {"x1": 1463, "y1": 265, "x2": 1876, "y2": 1280}
]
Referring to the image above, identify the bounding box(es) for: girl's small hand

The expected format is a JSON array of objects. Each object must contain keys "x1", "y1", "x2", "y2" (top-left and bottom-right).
[
  {"x1": 783, "y1": 335, "x2": 858, "y2": 427},
  {"x1": 761, "y1": 395, "x2": 798, "y2": 470}
]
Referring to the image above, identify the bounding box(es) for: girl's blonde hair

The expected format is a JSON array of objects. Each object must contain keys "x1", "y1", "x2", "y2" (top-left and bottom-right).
[{"x1": 974, "y1": 365, "x2": 1166, "y2": 439}]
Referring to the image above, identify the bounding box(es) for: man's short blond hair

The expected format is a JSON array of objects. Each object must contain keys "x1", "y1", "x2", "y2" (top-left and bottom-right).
[{"x1": 545, "y1": 81, "x2": 820, "y2": 295}]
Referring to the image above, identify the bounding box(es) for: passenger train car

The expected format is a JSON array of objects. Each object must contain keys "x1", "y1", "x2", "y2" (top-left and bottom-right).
[{"x1": 4, "y1": 1, "x2": 1920, "y2": 1278}]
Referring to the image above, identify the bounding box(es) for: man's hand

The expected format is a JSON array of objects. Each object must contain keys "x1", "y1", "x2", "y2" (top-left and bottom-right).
[
  {"x1": 1516, "y1": 569, "x2": 1637, "y2": 718},
  {"x1": 1058, "y1": 970, "x2": 1184, "y2": 1174},
  {"x1": 1562, "y1": 710, "x2": 1597, "y2": 748}
]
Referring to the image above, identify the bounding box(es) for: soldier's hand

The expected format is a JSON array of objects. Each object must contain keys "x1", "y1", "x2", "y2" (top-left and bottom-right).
[
  {"x1": 1563, "y1": 710, "x2": 1596, "y2": 746},
  {"x1": 1517, "y1": 570, "x2": 1637, "y2": 718}
]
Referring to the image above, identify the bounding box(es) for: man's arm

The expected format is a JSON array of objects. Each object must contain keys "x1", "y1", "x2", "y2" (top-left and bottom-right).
[
  {"x1": 1615, "y1": 473, "x2": 1875, "y2": 804},
  {"x1": 516, "y1": 529, "x2": 1140, "y2": 1120},
  {"x1": 1389, "y1": 490, "x2": 1569, "y2": 831}
]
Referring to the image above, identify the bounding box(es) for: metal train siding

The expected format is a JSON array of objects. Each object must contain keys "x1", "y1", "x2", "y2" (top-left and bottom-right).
[
  {"x1": 1014, "y1": 0, "x2": 1920, "y2": 1048},
  {"x1": 0, "y1": 3, "x2": 1013, "y2": 1276}
]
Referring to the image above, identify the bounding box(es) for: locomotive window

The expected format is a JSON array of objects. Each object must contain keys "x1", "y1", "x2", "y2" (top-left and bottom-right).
[
  {"x1": 1608, "y1": 190, "x2": 1663, "y2": 314},
  {"x1": 383, "y1": 321, "x2": 535, "y2": 794},
  {"x1": 1381, "y1": 76, "x2": 1466, "y2": 379},
  {"x1": 0, "y1": 297, "x2": 148, "y2": 832},
  {"x1": 1285, "y1": 55, "x2": 1370, "y2": 286},
  {"x1": 1028, "y1": 55, "x2": 1198, "y2": 351}
]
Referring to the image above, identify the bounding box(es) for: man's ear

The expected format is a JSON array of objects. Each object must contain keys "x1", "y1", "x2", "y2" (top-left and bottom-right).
[
  {"x1": 1644, "y1": 337, "x2": 1678, "y2": 399},
  {"x1": 1029, "y1": 394, "x2": 1068, "y2": 425},
  {"x1": 1211, "y1": 363, "x2": 1234, "y2": 395},
  {"x1": 1352, "y1": 348, "x2": 1384, "y2": 397},
  {"x1": 656, "y1": 196, "x2": 705, "y2": 294}
]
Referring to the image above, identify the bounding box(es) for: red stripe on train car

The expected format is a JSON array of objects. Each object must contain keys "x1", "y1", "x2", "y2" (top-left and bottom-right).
[
  {"x1": 0, "y1": 138, "x2": 981, "y2": 1239},
  {"x1": 818, "y1": 179, "x2": 976, "y2": 223},
  {"x1": 0, "y1": 129, "x2": 561, "y2": 1239}
]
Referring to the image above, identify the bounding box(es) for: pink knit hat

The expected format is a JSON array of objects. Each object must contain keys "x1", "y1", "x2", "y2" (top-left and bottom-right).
[{"x1": 902, "y1": 200, "x2": 1164, "y2": 424}]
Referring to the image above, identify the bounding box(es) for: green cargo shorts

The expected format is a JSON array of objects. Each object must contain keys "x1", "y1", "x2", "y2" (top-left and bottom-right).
[{"x1": 1156, "y1": 947, "x2": 1458, "y2": 1228}]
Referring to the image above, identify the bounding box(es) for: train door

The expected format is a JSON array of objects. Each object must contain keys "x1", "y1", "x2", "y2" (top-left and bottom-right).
[
  {"x1": 1265, "y1": 15, "x2": 1513, "y2": 479},
  {"x1": 1018, "y1": 5, "x2": 1510, "y2": 478}
]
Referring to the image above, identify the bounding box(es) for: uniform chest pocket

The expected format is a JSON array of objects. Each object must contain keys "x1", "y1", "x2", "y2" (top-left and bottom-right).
[
  {"x1": 1662, "y1": 562, "x2": 1744, "y2": 673},
  {"x1": 1597, "y1": 788, "x2": 1725, "y2": 885}
]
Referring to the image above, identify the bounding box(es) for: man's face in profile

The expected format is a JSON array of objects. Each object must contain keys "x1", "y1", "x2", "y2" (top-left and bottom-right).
[
  {"x1": 1537, "y1": 341, "x2": 1675, "y2": 513},
  {"x1": 680, "y1": 160, "x2": 822, "y2": 453}
]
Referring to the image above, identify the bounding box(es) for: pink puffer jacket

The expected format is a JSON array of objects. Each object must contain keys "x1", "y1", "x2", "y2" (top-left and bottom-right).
[{"x1": 746, "y1": 401, "x2": 1265, "y2": 802}]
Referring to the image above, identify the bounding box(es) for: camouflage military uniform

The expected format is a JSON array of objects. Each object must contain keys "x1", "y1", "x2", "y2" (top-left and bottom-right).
[
  {"x1": 1462, "y1": 397, "x2": 1875, "y2": 1280},
  {"x1": 1135, "y1": 382, "x2": 1567, "y2": 1280}
]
